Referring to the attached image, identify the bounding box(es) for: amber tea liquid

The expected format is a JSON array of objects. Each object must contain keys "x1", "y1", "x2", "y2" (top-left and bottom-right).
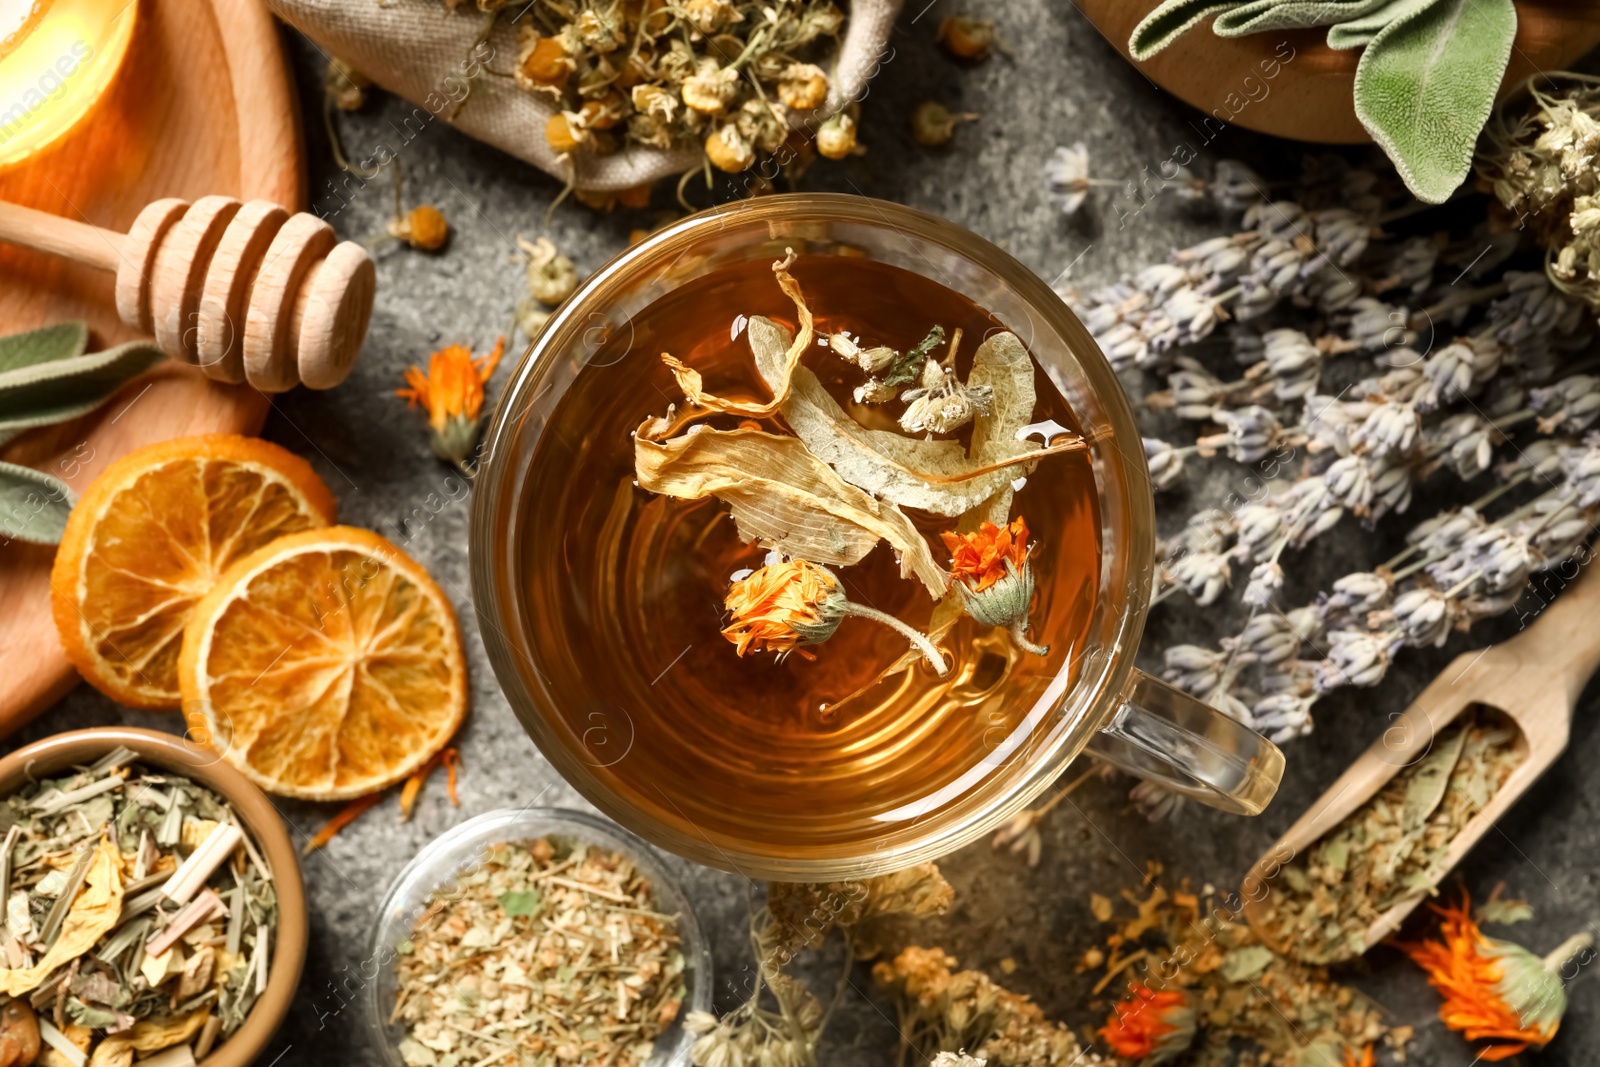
[{"x1": 518, "y1": 255, "x2": 1101, "y2": 852}]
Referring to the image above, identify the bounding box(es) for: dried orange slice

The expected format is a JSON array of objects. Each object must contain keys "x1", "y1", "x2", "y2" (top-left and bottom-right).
[
  {"x1": 178, "y1": 526, "x2": 467, "y2": 800},
  {"x1": 52, "y1": 434, "x2": 336, "y2": 708}
]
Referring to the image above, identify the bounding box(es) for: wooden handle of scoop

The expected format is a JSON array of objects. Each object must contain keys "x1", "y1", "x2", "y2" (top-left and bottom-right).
[{"x1": 0, "y1": 197, "x2": 374, "y2": 392}]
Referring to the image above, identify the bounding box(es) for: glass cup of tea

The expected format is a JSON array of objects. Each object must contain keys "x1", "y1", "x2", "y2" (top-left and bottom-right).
[{"x1": 471, "y1": 194, "x2": 1283, "y2": 880}]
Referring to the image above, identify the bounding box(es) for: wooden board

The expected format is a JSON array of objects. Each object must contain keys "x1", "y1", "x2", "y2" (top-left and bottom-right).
[
  {"x1": 1074, "y1": 0, "x2": 1600, "y2": 144},
  {"x1": 0, "y1": 0, "x2": 301, "y2": 734}
]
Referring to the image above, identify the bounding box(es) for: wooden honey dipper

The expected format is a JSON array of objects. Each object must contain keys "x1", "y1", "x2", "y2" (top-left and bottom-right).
[{"x1": 0, "y1": 196, "x2": 375, "y2": 391}]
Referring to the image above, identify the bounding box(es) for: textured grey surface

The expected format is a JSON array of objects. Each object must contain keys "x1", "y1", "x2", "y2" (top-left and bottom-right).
[{"x1": 14, "y1": 2, "x2": 1600, "y2": 1064}]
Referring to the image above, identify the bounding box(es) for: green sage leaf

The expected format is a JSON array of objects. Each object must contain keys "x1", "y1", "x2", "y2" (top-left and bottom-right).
[
  {"x1": 0, "y1": 461, "x2": 74, "y2": 545},
  {"x1": 1353, "y1": 0, "x2": 1517, "y2": 204},
  {"x1": 1326, "y1": 0, "x2": 1444, "y2": 49},
  {"x1": 1128, "y1": 0, "x2": 1241, "y2": 61},
  {"x1": 0, "y1": 339, "x2": 166, "y2": 439},
  {"x1": 0, "y1": 321, "x2": 88, "y2": 373},
  {"x1": 1212, "y1": 0, "x2": 1393, "y2": 37}
]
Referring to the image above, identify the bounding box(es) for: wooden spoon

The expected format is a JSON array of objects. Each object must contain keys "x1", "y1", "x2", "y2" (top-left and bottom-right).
[{"x1": 1242, "y1": 556, "x2": 1600, "y2": 960}]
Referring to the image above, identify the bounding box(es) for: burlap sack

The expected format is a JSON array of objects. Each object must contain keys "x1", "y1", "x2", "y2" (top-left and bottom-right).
[{"x1": 268, "y1": 0, "x2": 903, "y2": 192}]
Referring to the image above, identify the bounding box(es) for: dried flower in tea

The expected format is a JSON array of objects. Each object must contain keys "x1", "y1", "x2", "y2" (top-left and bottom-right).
[
  {"x1": 391, "y1": 837, "x2": 687, "y2": 1067},
  {"x1": 0, "y1": 754, "x2": 277, "y2": 1066},
  {"x1": 1251, "y1": 708, "x2": 1524, "y2": 964},
  {"x1": 721, "y1": 559, "x2": 950, "y2": 674},
  {"x1": 944, "y1": 519, "x2": 1048, "y2": 656}
]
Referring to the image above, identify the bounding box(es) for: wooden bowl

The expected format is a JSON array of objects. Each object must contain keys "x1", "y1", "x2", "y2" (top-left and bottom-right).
[
  {"x1": 0, "y1": 727, "x2": 307, "y2": 1067},
  {"x1": 1075, "y1": 0, "x2": 1600, "y2": 143}
]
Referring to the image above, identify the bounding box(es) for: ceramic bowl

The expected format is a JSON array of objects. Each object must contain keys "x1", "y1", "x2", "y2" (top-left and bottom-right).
[{"x1": 0, "y1": 727, "x2": 307, "y2": 1067}]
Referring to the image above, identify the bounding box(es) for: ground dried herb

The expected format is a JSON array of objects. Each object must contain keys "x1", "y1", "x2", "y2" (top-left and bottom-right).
[
  {"x1": 391, "y1": 837, "x2": 686, "y2": 1067},
  {"x1": 1254, "y1": 708, "x2": 1523, "y2": 964},
  {"x1": 0, "y1": 749, "x2": 277, "y2": 1067}
]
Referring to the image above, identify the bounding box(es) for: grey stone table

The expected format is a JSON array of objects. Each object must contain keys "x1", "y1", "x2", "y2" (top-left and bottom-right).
[{"x1": 16, "y1": 2, "x2": 1600, "y2": 1063}]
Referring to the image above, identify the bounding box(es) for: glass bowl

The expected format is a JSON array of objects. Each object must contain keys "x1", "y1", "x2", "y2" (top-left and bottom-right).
[{"x1": 363, "y1": 807, "x2": 714, "y2": 1067}]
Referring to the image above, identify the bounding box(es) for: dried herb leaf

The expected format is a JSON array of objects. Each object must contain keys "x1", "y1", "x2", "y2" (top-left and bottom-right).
[
  {"x1": 635, "y1": 422, "x2": 948, "y2": 598},
  {"x1": 1400, "y1": 721, "x2": 1468, "y2": 831},
  {"x1": 880, "y1": 325, "x2": 945, "y2": 389},
  {"x1": 662, "y1": 256, "x2": 814, "y2": 420},
  {"x1": 0, "y1": 838, "x2": 122, "y2": 996},
  {"x1": 749, "y1": 320, "x2": 1048, "y2": 518}
]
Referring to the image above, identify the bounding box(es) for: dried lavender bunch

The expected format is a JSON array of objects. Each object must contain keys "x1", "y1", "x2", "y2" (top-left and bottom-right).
[{"x1": 1028, "y1": 146, "x2": 1600, "y2": 825}]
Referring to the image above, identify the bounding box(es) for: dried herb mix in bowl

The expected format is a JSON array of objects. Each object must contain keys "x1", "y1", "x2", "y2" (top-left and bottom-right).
[
  {"x1": 0, "y1": 748, "x2": 277, "y2": 1067},
  {"x1": 391, "y1": 836, "x2": 687, "y2": 1067}
]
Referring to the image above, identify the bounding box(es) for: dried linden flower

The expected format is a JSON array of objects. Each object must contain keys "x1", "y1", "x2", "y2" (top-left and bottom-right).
[
  {"x1": 899, "y1": 357, "x2": 993, "y2": 435},
  {"x1": 911, "y1": 100, "x2": 979, "y2": 147},
  {"x1": 519, "y1": 236, "x2": 579, "y2": 305},
  {"x1": 829, "y1": 332, "x2": 897, "y2": 374},
  {"x1": 816, "y1": 111, "x2": 858, "y2": 160},
  {"x1": 388, "y1": 204, "x2": 449, "y2": 251}
]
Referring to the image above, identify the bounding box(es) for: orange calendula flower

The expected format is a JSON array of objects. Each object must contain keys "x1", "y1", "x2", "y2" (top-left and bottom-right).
[
  {"x1": 941, "y1": 517, "x2": 1048, "y2": 656},
  {"x1": 943, "y1": 517, "x2": 1030, "y2": 592},
  {"x1": 397, "y1": 337, "x2": 505, "y2": 472},
  {"x1": 1402, "y1": 893, "x2": 1589, "y2": 1061},
  {"x1": 722, "y1": 558, "x2": 948, "y2": 674},
  {"x1": 1098, "y1": 981, "x2": 1194, "y2": 1063}
]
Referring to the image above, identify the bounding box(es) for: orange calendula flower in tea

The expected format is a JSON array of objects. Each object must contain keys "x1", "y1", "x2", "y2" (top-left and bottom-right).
[
  {"x1": 1098, "y1": 981, "x2": 1195, "y2": 1063},
  {"x1": 941, "y1": 517, "x2": 1049, "y2": 656},
  {"x1": 943, "y1": 517, "x2": 1030, "y2": 592},
  {"x1": 397, "y1": 337, "x2": 505, "y2": 472},
  {"x1": 722, "y1": 558, "x2": 949, "y2": 675},
  {"x1": 1402, "y1": 893, "x2": 1590, "y2": 1061}
]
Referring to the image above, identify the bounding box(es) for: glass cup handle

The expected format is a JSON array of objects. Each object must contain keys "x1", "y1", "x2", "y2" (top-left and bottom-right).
[{"x1": 1082, "y1": 669, "x2": 1284, "y2": 816}]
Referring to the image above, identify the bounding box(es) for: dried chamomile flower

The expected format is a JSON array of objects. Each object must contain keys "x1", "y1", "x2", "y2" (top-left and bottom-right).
[
  {"x1": 1098, "y1": 982, "x2": 1195, "y2": 1064},
  {"x1": 682, "y1": 60, "x2": 740, "y2": 115},
  {"x1": 938, "y1": 14, "x2": 997, "y2": 60},
  {"x1": 396, "y1": 337, "x2": 504, "y2": 472},
  {"x1": 943, "y1": 518, "x2": 1048, "y2": 655},
  {"x1": 900, "y1": 356, "x2": 994, "y2": 435},
  {"x1": 515, "y1": 26, "x2": 573, "y2": 90},
  {"x1": 911, "y1": 101, "x2": 979, "y2": 147},
  {"x1": 519, "y1": 235, "x2": 579, "y2": 305},
  {"x1": 1403, "y1": 893, "x2": 1592, "y2": 1060},
  {"x1": 816, "y1": 112, "x2": 858, "y2": 160},
  {"x1": 388, "y1": 204, "x2": 449, "y2": 252},
  {"x1": 324, "y1": 56, "x2": 371, "y2": 111},
  {"x1": 723, "y1": 559, "x2": 949, "y2": 674},
  {"x1": 931, "y1": 1054, "x2": 987, "y2": 1067},
  {"x1": 1045, "y1": 141, "x2": 1092, "y2": 217},
  {"x1": 778, "y1": 62, "x2": 829, "y2": 111}
]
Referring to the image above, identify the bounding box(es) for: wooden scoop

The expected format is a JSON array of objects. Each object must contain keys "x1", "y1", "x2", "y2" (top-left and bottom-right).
[
  {"x1": 1242, "y1": 557, "x2": 1600, "y2": 960},
  {"x1": 0, "y1": 196, "x2": 374, "y2": 391}
]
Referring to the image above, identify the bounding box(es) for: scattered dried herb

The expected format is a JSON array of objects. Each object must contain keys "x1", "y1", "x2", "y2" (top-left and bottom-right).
[
  {"x1": 391, "y1": 837, "x2": 686, "y2": 1067},
  {"x1": 1085, "y1": 867, "x2": 1403, "y2": 1067},
  {"x1": 396, "y1": 337, "x2": 506, "y2": 475},
  {"x1": 0, "y1": 753, "x2": 277, "y2": 1067},
  {"x1": 875, "y1": 945, "x2": 1104, "y2": 1067},
  {"x1": 1253, "y1": 708, "x2": 1524, "y2": 964}
]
